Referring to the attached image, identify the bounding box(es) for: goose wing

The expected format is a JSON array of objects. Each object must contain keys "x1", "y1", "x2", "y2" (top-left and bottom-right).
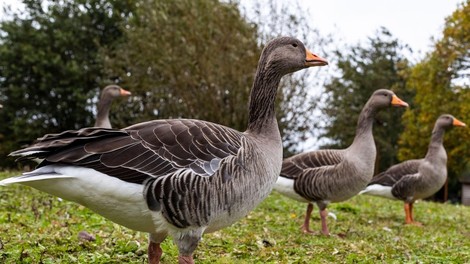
[
  {"x1": 368, "y1": 159, "x2": 423, "y2": 187},
  {"x1": 280, "y1": 149, "x2": 344, "y2": 179},
  {"x1": 11, "y1": 119, "x2": 243, "y2": 184}
]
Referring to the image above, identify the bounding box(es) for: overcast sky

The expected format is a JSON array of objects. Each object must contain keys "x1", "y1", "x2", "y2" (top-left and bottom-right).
[{"x1": 305, "y1": 0, "x2": 463, "y2": 57}]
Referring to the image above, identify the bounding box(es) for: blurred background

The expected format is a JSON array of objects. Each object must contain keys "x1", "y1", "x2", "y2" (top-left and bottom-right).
[{"x1": 0, "y1": 0, "x2": 468, "y2": 202}]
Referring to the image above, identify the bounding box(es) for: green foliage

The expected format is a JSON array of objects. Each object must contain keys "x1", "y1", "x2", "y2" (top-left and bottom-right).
[
  {"x1": 1, "y1": 171, "x2": 469, "y2": 263},
  {"x1": 0, "y1": 0, "x2": 330, "y2": 167},
  {"x1": 398, "y1": 0, "x2": 470, "y2": 201},
  {"x1": 318, "y1": 27, "x2": 413, "y2": 173},
  {"x1": 102, "y1": 0, "x2": 330, "y2": 156},
  {"x1": 0, "y1": 0, "x2": 135, "y2": 168},
  {"x1": 243, "y1": 0, "x2": 332, "y2": 155},
  {"x1": 102, "y1": 0, "x2": 260, "y2": 131}
]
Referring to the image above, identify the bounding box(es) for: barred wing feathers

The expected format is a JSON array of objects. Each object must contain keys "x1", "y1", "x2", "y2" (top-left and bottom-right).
[{"x1": 11, "y1": 119, "x2": 243, "y2": 184}]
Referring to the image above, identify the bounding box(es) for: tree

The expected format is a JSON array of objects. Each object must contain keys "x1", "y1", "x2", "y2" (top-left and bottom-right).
[
  {"x1": 102, "y1": 0, "x2": 330, "y2": 156},
  {"x1": 242, "y1": 0, "x2": 331, "y2": 156},
  {"x1": 0, "y1": 0, "x2": 135, "y2": 168},
  {"x1": 398, "y1": 0, "x2": 470, "y2": 201},
  {"x1": 0, "y1": 0, "x2": 330, "y2": 168},
  {"x1": 102, "y1": 0, "x2": 260, "y2": 131},
  {"x1": 318, "y1": 27, "x2": 413, "y2": 173}
]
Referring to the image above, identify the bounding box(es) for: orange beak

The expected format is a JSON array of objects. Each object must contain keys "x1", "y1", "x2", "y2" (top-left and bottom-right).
[
  {"x1": 391, "y1": 95, "x2": 409, "y2": 107},
  {"x1": 453, "y1": 118, "x2": 466, "y2": 127},
  {"x1": 120, "y1": 88, "x2": 132, "y2": 96},
  {"x1": 305, "y1": 48, "x2": 328, "y2": 67}
]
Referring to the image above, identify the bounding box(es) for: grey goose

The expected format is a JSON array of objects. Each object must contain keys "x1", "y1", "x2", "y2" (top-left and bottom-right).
[
  {"x1": 0, "y1": 37, "x2": 328, "y2": 264},
  {"x1": 94, "y1": 85, "x2": 132, "y2": 128},
  {"x1": 274, "y1": 89, "x2": 409, "y2": 236},
  {"x1": 360, "y1": 114, "x2": 466, "y2": 225}
]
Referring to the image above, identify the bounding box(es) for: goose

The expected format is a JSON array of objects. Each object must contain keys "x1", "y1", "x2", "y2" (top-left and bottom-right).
[
  {"x1": 360, "y1": 114, "x2": 466, "y2": 225},
  {"x1": 0, "y1": 37, "x2": 328, "y2": 264},
  {"x1": 94, "y1": 85, "x2": 132, "y2": 128},
  {"x1": 274, "y1": 89, "x2": 409, "y2": 236}
]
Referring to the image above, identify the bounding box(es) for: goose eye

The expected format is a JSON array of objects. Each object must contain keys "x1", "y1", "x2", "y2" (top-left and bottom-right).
[{"x1": 291, "y1": 43, "x2": 298, "y2": 48}]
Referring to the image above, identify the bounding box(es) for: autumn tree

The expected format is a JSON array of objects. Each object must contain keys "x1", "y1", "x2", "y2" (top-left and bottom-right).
[
  {"x1": 398, "y1": 0, "x2": 470, "y2": 201},
  {"x1": 318, "y1": 27, "x2": 413, "y2": 173}
]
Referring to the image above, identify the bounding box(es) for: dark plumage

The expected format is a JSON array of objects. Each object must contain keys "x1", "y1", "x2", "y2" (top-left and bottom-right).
[
  {"x1": 0, "y1": 37, "x2": 328, "y2": 264},
  {"x1": 274, "y1": 89, "x2": 409, "y2": 235},
  {"x1": 361, "y1": 114, "x2": 466, "y2": 225},
  {"x1": 94, "y1": 85, "x2": 131, "y2": 128}
]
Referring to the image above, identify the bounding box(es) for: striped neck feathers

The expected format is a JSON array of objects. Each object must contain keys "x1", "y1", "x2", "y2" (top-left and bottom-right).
[{"x1": 247, "y1": 62, "x2": 283, "y2": 133}]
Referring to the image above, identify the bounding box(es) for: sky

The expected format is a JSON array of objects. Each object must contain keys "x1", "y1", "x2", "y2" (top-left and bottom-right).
[
  {"x1": 239, "y1": 0, "x2": 464, "y2": 60},
  {"x1": 304, "y1": 0, "x2": 463, "y2": 58}
]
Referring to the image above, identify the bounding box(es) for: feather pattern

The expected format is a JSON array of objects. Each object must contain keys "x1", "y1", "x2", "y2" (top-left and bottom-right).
[{"x1": 368, "y1": 159, "x2": 422, "y2": 187}]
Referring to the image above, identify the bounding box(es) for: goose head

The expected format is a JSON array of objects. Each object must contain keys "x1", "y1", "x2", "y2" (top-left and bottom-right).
[
  {"x1": 101, "y1": 85, "x2": 131, "y2": 100},
  {"x1": 261, "y1": 37, "x2": 328, "y2": 75},
  {"x1": 436, "y1": 114, "x2": 466, "y2": 130},
  {"x1": 367, "y1": 89, "x2": 409, "y2": 110}
]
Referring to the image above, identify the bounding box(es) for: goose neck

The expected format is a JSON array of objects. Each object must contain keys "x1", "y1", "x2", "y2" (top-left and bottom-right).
[
  {"x1": 247, "y1": 66, "x2": 283, "y2": 134},
  {"x1": 95, "y1": 97, "x2": 112, "y2": 128},
  {"x1": 353, "y1": 103, "x2": 376, "y2": 143},
  {"x1": 425, "y1": 126, "x2": 446, "y2": 159}
]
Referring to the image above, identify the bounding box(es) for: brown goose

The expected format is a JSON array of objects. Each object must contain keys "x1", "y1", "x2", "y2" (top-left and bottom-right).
[
  {"x1": 0, "y1": 37, "x2": 328, "y2": 264},
  {"x1": 94, "y1": 85, "x2": 131, "y2": 128},
  {"x1": 360, "y1": 114, "x2": 466, "y2": 225},
  {"x1": 274, "y1": 89, "x2": 408, "y2": 236}
]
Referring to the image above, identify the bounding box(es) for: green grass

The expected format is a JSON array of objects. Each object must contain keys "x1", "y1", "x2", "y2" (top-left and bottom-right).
[{"x1": 1, "y1": 171, "x2": 469, "y2": 263}]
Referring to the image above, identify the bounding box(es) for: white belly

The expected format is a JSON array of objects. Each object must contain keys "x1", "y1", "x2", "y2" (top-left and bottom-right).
[
  {"x1": 274, "y1": 176, "x2": 309, "y2": 203},
  {"x1": 13, "y1": 165, "x2": 162, "y2": 233}
]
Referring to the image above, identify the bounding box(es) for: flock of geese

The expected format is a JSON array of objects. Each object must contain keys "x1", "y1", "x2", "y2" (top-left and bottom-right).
[{"x1": 0, "y1": 37, "x2": 466, "y2": 263}]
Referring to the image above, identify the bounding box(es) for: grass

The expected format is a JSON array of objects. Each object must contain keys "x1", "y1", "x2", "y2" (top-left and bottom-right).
[{"x1": 1, "y1": 170, "x2": 469, "y2": 263}]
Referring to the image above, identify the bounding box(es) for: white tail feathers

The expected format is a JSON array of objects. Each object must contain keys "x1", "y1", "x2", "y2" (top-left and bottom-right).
[
  {"x1": 0, "y1": 173, "x2": 73, "y2": 186},
  {"x1": 359, "y1": 184, "x2": 396, "y2": 200}
]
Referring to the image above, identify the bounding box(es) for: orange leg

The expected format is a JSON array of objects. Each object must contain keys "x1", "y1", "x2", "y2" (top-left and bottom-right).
[
  {"x1": 404, "y1": 202, "x2": 422, "y2": 226},
  {"x1": 404, "y1": 203, "x2": 412, "y2": 224}
]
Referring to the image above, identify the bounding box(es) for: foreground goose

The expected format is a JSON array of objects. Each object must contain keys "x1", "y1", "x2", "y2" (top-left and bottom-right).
[
  {"x1": 0, "y1": 37, "x2": 328, "y2": 264},
  {"x1": 360, "y1": 114, "x2": 466, "y2": 225},
  {"x1": 274, "y1": 89, "x2": 408, "y2": 236},
  {"x1": 94, "y1": 85, "x2": 132, "y2": 128}
]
